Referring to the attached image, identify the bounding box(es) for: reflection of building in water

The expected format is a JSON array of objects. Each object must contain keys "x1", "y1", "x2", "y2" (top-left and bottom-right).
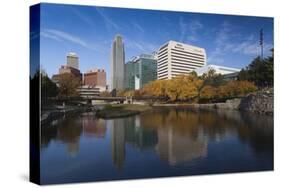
[
  {"x1": 56, "y1": 118, "x2": 83, "y2": 157},
  {"x1": 109, "y1": 119, "x2": 125, "y2": 170},
  {"x1": 82, "y1": 116, "x2": 106, "y2": 138},
  {"x1": 125, "y1": 116, "x2": 158, "y2": 150},
  {"x1": 67, "y1": 142, "x2": 79, "y2": 157},
  {"x1": 156, "y1": 126, "x2": 207, "y2": 165}
]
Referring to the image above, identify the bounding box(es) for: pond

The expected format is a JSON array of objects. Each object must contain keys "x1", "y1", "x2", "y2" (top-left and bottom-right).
[{"x1": 40, "y1": 108, "x2": 273, "y2": 184}]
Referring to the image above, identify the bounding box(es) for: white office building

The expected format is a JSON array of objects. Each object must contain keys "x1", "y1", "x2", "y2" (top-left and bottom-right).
[
  {"x1": 157, "y1": 41, "x2": 206, "y2": 80},
  {"x1": 67, "y1": 52, "x2": 79, "y2": 70},
  {"x1": 194, "y1": 64, "x2": 241, "y2": 76}
]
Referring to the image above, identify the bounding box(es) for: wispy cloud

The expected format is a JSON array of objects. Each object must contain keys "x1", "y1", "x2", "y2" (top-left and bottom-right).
[
  {"x1": 44, "y1": 29, "x2": 88, "y2": 47},
  {"x1": 131, "y1": 22, "x2": 145, "y2": 33},
  {"x1": 179, "y1": 17, "x2": 203, "y2": 42},
  {"x1": 232, "y1": 35, "x2": 273, "y2": 56},
  {"x1": 207, "y1": 21, "x2": 272, "y2": 65},
  {"x1": 95, "y1": 8, "x2": 120, "y2": 31},
  {"x1": 41, "y1": 31, "x2": 63, "y2": 42},
  {"x1": 125, "y1": 38, "x2": 159, "y2": 53},
  {"x1": 207, "y1": 22, "x2": 231, "y2": 64},
  {"x1": 71, "y1": 7, "x2": 95, "y2": 28},
  {"x1": 41, "y1": 28, "x2": 104, "y2": 52}
]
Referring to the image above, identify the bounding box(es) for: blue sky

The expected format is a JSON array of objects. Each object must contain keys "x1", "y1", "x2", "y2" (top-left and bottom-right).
[{"x1": 36, "y1": 3, "x2": 273, "y2": 82}]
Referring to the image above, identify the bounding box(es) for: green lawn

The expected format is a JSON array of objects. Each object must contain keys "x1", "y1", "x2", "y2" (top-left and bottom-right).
[{"x1": 96, "y1": 104, "x2": 152, "y2": 119}]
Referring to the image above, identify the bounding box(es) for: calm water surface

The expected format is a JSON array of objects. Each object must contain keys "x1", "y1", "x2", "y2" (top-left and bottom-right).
[{"x1": 41, "y1": 108, "x2": 273, "y2": 184}]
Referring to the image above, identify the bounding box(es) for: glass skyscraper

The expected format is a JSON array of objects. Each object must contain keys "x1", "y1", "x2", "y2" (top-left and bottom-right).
[
  {"x1": 110, "y1": 35, "x2": 125, "y2": 91},
  {"x1": 125, "y1": 54, "x2": 157, "y2": 90}
]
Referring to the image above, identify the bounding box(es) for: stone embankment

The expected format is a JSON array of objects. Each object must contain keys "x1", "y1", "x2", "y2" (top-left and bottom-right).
[
  {"x1": 41, "y1": 105, "x2": 93, "y2": 125},
  {"x1": 239, "y1": 88, "x2": 273, "y2": 115},
  {"x1": 195, "y1": 89, "x2": 273, "y2": 115}
]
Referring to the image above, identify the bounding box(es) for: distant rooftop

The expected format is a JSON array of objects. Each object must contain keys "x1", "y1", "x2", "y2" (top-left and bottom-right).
[
  {"x1": 205, "y1": 64, "x2": 241, "y2": 72},
  {"x1": 85, "y1": 69, "x2": 105, "y2": 73},
  {"x1": 67, "y1": 52, "x2": 78, "y2": 57},
  {"x1": 158, "y1": 40, "x2": 205, "y2": 52}
]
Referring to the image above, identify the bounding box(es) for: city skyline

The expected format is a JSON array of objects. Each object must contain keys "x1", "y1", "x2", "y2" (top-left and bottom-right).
[{"x1": 37, "y1": 3, "x2": 273, "y2": 83}]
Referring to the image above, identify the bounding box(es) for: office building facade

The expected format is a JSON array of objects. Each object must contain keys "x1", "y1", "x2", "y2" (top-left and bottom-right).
[
  {"x1": 157, "y1": 41, "x2": 206, "y2": 80},
  {"x1": 125, "y1": 54, "x2": 157, "y2": 90},
  {"x1": 67, "y1": 52, "x2": 79, "y2": 70},
  {"x1": 110, "y1": 35, "x2": 125, "y2": 91},
  {"x1": 77, "y1": 85, "x2": 100, "y2": 98},
  {"x1": 84, "y1": 69, "x2": 106, "y2": 88},
  {"x1": 52, "y1": 65, "x2": 82, "y2": 84}
]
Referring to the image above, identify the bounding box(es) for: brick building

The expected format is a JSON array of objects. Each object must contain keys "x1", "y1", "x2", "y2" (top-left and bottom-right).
[
  {"x1": 84, "y1": 69, "x2": 106, "y2": 87},
  {"x1": 52, "y1": 65, "x2": 82, "y2": 84}
]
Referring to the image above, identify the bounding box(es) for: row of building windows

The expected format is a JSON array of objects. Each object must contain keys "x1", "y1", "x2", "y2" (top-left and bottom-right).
[
  {"x1": 158, "y1": 69, "x2": 168, "y2": 76},
  {"x1": 171, "y1": 48, "x2": 205, "y2": 58},
  {"x1": 158, "y1": 62, "x2": 168, "y2": 69},
  {"x1": 171, "y1": 67, "x2": 194, "y2": 73},
  {"x1": 171, "y1": 70, "x2": 190, "y2": 75},
  {"x1": 157, "y1": 61, "x2": 168, "y2": 68},
  {"x1": 158, "y1": 63, "x2": 168, "y2": 71},
  {"x1": 158, "y1": 47, "x2": 168, "y2": 54},
  {"x1": 158, "y1": 75, "x2": 168, "y2": 80},
  {"x1": 174, "y1": 46, "x2": 184, "y2": 50},
  {"x1": 157, "y1": 57, "x2": 168, "y2": 65},
  {"x1": 158, "y1": 68, "x2": 168, "y2": 76},
  {"x1": 171, "y1": 52, "x2": 205, "y2": 61},
  {"x1": 158, "y1": 76, "x2": 168, "y2": 80},
  {"x1": 171, "y1": 71, "x2": 188, "y2": 76},
  {"x1": 171, "y1": 64, "x2": 198, "y2": 71},
  {"x1": 171, "y1": 60, "x2": 204, "y2": 68},
  {"x1": 159, "y1": 44, "x2": 168, "y2": 52},
  {"x1": 157, "y1": 67, "x2": 168, "y2": 74},
  {"x1": 158, "y1": 52, "x2": 168, "y2": 61},
  {"x1": 158, "y1": 45, "x2": 168, "y2": 52},
  {"x1": 171, "y1": 56, "x2": 205, "y2": 65},
  {"x1": 158, "y1": 54, "x2": 168, "y2": 61}
]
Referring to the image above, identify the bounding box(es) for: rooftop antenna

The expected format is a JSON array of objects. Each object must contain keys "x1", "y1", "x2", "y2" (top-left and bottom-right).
[{"x1": 260, "y1": 29, "x2": 264, "y2": 59}]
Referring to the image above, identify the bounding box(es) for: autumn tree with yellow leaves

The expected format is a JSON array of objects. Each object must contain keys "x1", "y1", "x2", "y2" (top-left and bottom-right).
[{"x1": 120, "y1": 70, "x2": 257, "y2": 103}]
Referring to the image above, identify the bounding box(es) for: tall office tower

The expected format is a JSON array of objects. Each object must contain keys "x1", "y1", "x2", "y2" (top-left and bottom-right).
[
  {"x1": 110, "y1": 35, "x2": 125, "y2": 91},
  {"x1": 67, "y1": 52, "x2": 79, "y2": 70},
  {"x1": 125, "y1": 54, "x2": 157, "y2": 90},
  {"x1": 157, "y1": 41, "x2": 206, "y2": 80}
]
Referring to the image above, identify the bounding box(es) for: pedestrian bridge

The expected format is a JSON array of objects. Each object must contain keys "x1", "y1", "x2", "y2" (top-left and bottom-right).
[{"x1": 49, "y1": 96, "x2": 165, "y2": 103}]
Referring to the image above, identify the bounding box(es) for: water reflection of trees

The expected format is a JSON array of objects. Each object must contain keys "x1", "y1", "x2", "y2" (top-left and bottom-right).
[
  {"x1": 41, "y1": 125, "x2": 57, "y2": 149},
  {"x1": 237, "y1": 112, "x2": 273, "y2": 154},
  {"x1": 41, "y1": 114, "x2": 108, "y2": 157},
  {"x1": 139, "y1": 108, "x2": 273, "y2": 165},
  {"x1": 41, "y1": 108, "x2": 273, "y2": 169},
  {"x1": 141, "y1": 109, "x2": 208, "y2": 165}
]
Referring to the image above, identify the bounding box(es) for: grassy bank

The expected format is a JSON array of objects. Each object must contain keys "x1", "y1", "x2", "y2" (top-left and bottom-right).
[{"x1": 95, "y1": 104, "x2": 152, "y2": 119}]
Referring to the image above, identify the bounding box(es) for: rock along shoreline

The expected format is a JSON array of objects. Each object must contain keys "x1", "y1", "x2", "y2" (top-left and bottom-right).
[{"x1": 153, "y1": 89, "x2": 273, "y2": 116}]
